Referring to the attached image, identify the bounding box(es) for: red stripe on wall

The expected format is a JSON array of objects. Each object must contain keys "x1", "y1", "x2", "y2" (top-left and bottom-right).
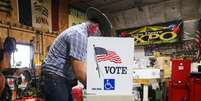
[{"x1": 52, "y1": 0, "x2": 59, "y2": 31}]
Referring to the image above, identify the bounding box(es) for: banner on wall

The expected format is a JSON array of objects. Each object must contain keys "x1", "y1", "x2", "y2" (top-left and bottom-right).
[
  {"x1": 0, "y1": 0, "x2": 11, "y2": 13},
  {"x1": 117, "y1": 20, "x2": 183, "y2": 46},
  {"x1": 31, "y1": 0, "x2": 52, "y2": 32},
  {"x1": 87, "y1": 37, "x2": 134, "y2": 95}
]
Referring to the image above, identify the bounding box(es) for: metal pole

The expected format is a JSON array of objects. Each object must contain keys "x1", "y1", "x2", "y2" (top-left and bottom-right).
[{"x1": 93, "y1": 44, "x2": 101, "y2": 78}]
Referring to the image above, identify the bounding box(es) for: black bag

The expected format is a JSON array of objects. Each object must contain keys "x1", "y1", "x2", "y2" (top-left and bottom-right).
[{"x1": 3, "y1": 37, "x2": 16, "y2": 54}]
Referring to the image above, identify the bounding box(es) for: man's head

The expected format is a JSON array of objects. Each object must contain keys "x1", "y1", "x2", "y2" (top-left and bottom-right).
[
  {"x1": 86, "y1": 7, "x2": 112, "y2": 36},
  {"x1": 87, "y1": 21, "x2": 101, "y2": 36}
]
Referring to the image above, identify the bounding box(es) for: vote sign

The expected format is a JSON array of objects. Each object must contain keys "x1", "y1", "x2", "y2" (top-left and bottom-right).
[{"x1": 87, "y1": 37, "x2": 134, "y2": 95}]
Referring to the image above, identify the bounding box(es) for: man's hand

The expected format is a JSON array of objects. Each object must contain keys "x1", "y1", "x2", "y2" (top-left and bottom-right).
[{"x1": 71, "y1": 58, "x2": 86, "y2": 86}]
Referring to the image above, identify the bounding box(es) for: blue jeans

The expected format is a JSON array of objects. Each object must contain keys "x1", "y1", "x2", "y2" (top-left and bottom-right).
[{"x1": 40, "y1": 72, "x2": 73, "y2": 101}]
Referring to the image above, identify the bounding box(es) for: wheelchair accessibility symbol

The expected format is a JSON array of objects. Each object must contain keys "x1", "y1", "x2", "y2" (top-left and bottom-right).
[{"x1": 104, "y1": 79, "x2": 115, "y2": 90}]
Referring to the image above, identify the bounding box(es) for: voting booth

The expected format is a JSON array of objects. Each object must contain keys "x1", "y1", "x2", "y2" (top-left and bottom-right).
[
  {"x1": 133, "y1": 68, "x2": 161, "y2": 79},
  {"x1": 86, "y1": 37, "x2": 134, "y2": 101}
]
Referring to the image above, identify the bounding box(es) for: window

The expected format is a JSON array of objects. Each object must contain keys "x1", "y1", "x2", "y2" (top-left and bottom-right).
[{"x1": 11, "y1": 44, "x2": 32, "y2": 68}]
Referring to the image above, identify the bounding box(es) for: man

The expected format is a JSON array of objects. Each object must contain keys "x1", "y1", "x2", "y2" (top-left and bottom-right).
[{"x1": 40, "y1": 7, "x2": 112, "y2": 101}]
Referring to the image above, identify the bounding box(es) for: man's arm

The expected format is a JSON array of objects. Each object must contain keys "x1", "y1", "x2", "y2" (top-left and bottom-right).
[
  {"x1": 71, "y1": 58, "x2": 86, "y2": 86},
  {"x1": 67, "y1": 31, "x2": 87, "y2": 86}
]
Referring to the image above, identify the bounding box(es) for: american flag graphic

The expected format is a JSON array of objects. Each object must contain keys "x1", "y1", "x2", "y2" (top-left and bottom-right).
[
  {"x1": 194, "y1": 19, "x2": 201, "y2": 62},
  {"x1": 94, "y1": 47, "x2": 122, "y2": 64},
  {"x1": 195, "y1": 31, "x2": 201, "y2": 49}
]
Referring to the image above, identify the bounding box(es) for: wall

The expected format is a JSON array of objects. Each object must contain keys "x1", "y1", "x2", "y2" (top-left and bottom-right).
[
  {"x1": 59, "y1": 0, "x2": 69, "y2": 32},
  {"x1": 107, "y1": 0, "x2": 201, "y2": 59},
  {"x1": 0, "y1": 0, "x2": 69, "y2": 68},
  {"x1": 68, "y1": 8, "x2": 86, "y2": 27},
  {"x1": 109, "y1": 0, "x2": 201, "y2": 30}
]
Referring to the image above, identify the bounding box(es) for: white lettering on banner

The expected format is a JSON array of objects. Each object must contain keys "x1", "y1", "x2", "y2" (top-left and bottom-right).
[{"x1": 104, "y1": 66, "x2": 127, "y2": 74}]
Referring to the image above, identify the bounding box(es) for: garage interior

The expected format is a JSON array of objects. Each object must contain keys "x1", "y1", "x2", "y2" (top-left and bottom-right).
[{"x1": 0, "y1": 0, "x2": 201, "y2": 101}]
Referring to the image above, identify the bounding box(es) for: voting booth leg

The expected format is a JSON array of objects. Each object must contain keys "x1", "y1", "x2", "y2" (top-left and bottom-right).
[
  {"x1": 143, "y1": 85, "x2": 149, "y2": 101},
  {"x1": 86, "y1": 95, "x2": 134, "y2": 101}
]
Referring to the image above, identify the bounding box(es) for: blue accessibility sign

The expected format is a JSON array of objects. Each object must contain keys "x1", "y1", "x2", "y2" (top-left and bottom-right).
[{"x1": 104, "y1": 79, "x2": 115, "y2": 90}]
